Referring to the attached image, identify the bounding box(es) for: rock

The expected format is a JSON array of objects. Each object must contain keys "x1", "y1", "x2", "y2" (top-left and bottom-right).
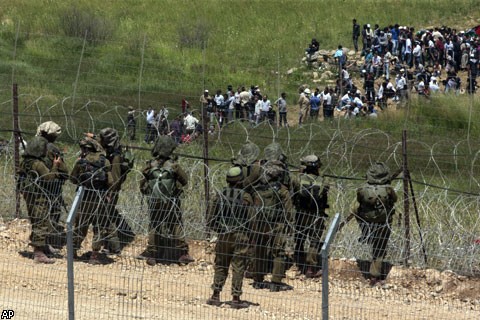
[
  {"x1": 287, "y1": 68, "x2": 297, "y2": 75},
  {"x1": 312, "y1": 72, "x2": 319, "y2": 79}
]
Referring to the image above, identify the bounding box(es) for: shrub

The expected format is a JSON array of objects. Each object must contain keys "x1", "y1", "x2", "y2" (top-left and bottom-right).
[{"x1": 59, "y1": 5, "x2": 113, "y2": 44}]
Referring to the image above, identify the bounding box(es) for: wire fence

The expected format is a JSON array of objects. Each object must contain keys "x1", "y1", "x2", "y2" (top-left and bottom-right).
[{"x1": 0, "y1": 30, "x2": 479, "y2": 319}]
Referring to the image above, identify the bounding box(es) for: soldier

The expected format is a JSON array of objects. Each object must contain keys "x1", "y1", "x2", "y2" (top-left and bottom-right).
[
  {"x1": 18, "y1": 136, "x2": 64, "y2": 264},
  {"x1": 139, "y1": 136, "x2": 194, "y2": 265},
  {"x1": 206, "y1": 167, "x2": 254, "y2": 309},
  {"x1": 70, "y1": 137, "x2": 113, "y2": 264},
  {"x1": 35, "y1": 121, "x2": 69, "y2": 252},
  {"x1": 292, "y1": 155, "x2": 329, "y2": 278},
  {"x1": 355, "y1": 162, "x2": 397, "y2": 284},
  {"x1": 98, "y1": 128, "x2": 135, "y2": 254},
  {"x1": 251, "y1": 142, "x2": 294, "y2": 292}
]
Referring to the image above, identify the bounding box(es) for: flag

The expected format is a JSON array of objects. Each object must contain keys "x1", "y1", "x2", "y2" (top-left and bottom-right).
[{"x1": 466, "y1": 25, "x2": 480, "y2": 37}]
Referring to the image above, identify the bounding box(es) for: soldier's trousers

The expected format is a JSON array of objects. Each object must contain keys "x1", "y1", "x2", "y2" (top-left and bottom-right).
[
  {"x1": 23, "y1": 193, "x2": 52, "y2": 248},
  {"x1": 252, "y1": 222, "x2": 287, "y2": 283},
  {"x1": 73, "y1": 190, "x2": 115, "y2": 252},
  {"x1": 295, "y1": 211, "x2": 326, "y2": 268},
  {"x1": 146, "y1": 199, "x2": 188, "y2": 261},
  {"x1": 357, "y1": 217, "x2": 392, "y2": 260},
  {"x1": 212, "y1": 232, "x2": 250, "y2": 296}
]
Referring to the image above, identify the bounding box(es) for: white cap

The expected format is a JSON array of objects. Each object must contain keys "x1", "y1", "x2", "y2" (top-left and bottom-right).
[
  {"x1": 367, "y1": 24, "x2": 370, "y2": 28},
  {"x1": 204, "y1": 89, "x2": 209, "y2": 93},
  {"x1": 304, "y1": 88, "x2": 311, "y2": 94}
]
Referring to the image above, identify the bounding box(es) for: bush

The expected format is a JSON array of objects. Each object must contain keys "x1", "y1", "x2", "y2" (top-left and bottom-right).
[{"x1": 59, "y1": 5, "x2": 113, "y2": 44}]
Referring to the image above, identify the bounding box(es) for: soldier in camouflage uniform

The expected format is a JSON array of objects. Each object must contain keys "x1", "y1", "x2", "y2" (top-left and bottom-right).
[
  {"x1": 18, "y1": 136, "x2": 64, "y2": 264},
  {"x1": 292, "y1": 155, "x2": 329, "y2": 278},
  {"x1": 36, "y1": 121, "x2": 69, "y2": 252},
  {"x1": 251, "y1": 142, "x2": 294, "y2": 292},
  {"x1": 98, "y1": 128, "x2": 135, "y2": 254},
  {"x1": 70, "y1": 137, "x2": 114, "y2": 264},
  {"x1": 139, "y1": 136, "x2": 194, "y2": 265},
  {"x1": 356, "y1": 162, "x2": 397, "y2": 284},
  {"x1": 206, "y1": 167, "x2": 254, "y2": 309}
]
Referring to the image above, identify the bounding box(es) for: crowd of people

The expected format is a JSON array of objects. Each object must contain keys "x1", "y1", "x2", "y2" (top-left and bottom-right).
[{"x1": 18, "y1": 121, "x2": 398, "y2": 308}]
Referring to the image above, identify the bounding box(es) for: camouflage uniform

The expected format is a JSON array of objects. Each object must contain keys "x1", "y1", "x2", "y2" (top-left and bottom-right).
[
  {"x1": 251, "y1": 143, "x2": 294, "y2": 291},
  {"x1": 70, "y1": 137, "x2": 114, "y2": 263},
  {"x1": 36, "y1": 121, "x2": 69, "y2": 249},
  {"x1": 356, "y1": 162, "x2": 397, "y2": 280},
  {"x1": 206, "y1": 167, "x2": 253, "y2": 308},
  {"x1": 18, "y1": 136, "x2": 63, "y2": 263},
  {"x1": 98, "y1": 128, "x2": 135, "y2": 254},
  {"x1": 139, "y1": 136, "x2": 192, "y2": 265},
  {"x1": 292, "y1": 155, "x2": 329, "y2": 277}
]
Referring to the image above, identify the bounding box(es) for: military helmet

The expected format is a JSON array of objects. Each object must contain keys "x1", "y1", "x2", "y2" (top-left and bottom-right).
[
  {"x1": 226, "y1": 166, "x2": 244, "y2": 183},
  {"x1": 79, "y1": 137, "x2": 102, "y2": 152},
  {"x1": 366, "y1": 162, "x2": 391, "y2": 184},
  {"x1": 264, "y1": 142, "x2": 286, "y2": 162},
  {"x1": 300, "y1": 154, "x2": 321, "y2": 168},
  {"x1": 24, "y1": 136, "x2": 48, "y2": 158},
  {"x1": 152, "y1": 135, "x2": 177, "y2": 158},
  {"x1": 233, "y1": 142, "x2": 260, "y2": 166},
  {"x1": 36, "y1": 121, "x2": 62, "y2": 137},
  {"x1": 99, "y1": 127, "x2": 120, "y2": 149}
]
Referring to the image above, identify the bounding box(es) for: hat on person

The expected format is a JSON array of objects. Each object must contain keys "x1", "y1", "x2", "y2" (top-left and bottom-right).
[
  {"x1": 367, "y1": 24, "x2": 371, "y2": 28},
  {"x1": 304, "y1": 88, "x2": 311, "y2": 94},
  {"x1": 36, "y1": 121, "x2": 62, "y2": 137},
  {"x1": 226, "y1": 166, "x2": 244, "y2": 184},
  {"x1": 366, "y1": 162, "x2": 391, "y2": 184},
  {"x1": 204, "y1": 89, "x2": 209, "y2": 93},
  {"x1": 128, "y1": 106, "x2": 134, "y2": 111},
  {"x1": 233, "y1": 142, "x2": 260, "y2": 166}
]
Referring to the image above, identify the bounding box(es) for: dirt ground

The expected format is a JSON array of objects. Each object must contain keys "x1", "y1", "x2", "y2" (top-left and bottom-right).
[{"x1": 0, "y1": 219, "x2": 479, "y2": 320}]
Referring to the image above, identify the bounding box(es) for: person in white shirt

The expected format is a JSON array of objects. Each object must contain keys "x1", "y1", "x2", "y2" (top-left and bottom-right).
[
  {"x1": 260, "y1": 95, "x2": 271, "y2": 123},
  {"x1": 395, "y1": 72, "x2": 407, "y2": 102},
  {"x1": 383, "y1": 48, "x2": 392, "y2": 80},
  {"x1": 404, "y1": 37, "x2": 412, "y2": 67},
  {"x1": 145, "y1": 108, "x2": 156, "y2": 143},
  {"x1": 184, "y1": 112, "x2": 199, "y2": 135},
  {"x1": 429, "y1": 77, "x2": 440, "y2": 93},
  {"x1": 254, "y1": 96, "x2": 263, "y2": 125},
  {"x1": 412, "y1": 41, "x2": 423, "y2": 67}
]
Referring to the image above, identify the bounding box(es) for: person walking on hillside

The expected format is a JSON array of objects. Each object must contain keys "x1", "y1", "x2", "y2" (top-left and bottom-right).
[
  {"x1": 353, "y1": 19, "x2": 360, "y2": 53},
  {"x1": 18, "y1": 136, "x2": 65, "y2": 264},
  {"x1": 275, "y1": 92, "x2": 288, "y2": 127},
  {"x1": 206, "y1": 167, "x2": 255, "y2": 309},
  {"x1": 355, "y1": 162, "x2": 397, "y2": 285},
  {"x1": 139, "y1": 136, "x2": 194, "y2": 265}
]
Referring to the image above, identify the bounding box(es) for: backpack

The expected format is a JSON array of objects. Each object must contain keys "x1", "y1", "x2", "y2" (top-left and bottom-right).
[
  {"x1": 358, "y1": 184, "x2": 393, "y2": 222},
  {"x1": 78, "y1": 155, "x2": 108, "y2": 190},
  {"x1": 147, "y1": 163, "x2": 176, "y2": 202},
  {"x1": 295, "y1": 174, "x2": 327, "y2": 212},
  {"x1": 209, "y1": 187, "x2": 250, "y2": 233}
]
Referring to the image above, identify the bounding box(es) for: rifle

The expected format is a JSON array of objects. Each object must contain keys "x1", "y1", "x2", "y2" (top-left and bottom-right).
[{"x1": 337, "y1": 167, "x2": 402, "y2": 233}]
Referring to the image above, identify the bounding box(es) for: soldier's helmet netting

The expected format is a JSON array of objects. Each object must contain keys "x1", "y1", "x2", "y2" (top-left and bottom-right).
[
  {"x1": 24, "y1": 136, "x2": 48, "y2": 158},
  {"x1": 233, "y1": 142, "x2": 260, "y2": 166},
  {"x1": 99, "y1": 127, "x2": 120, "y2": 149},
  {"x1": 36, "y1": 121, "x2": 62, "y2": 138},
  {"x1": 300, "y1": 154, "x2": 322, "y2": 168},
  {"x1": 366, "y1": 162, "x2": 391, "y2": 184},
  {"x1": 152, "y1": 136, "x2": 177, "y2": 158},
  {"x1": 264, "y1": 142, "x2": 286, "y2": 162},
  {"x1": 79, "y1": 137, "x2": 103, "y2": 153}
]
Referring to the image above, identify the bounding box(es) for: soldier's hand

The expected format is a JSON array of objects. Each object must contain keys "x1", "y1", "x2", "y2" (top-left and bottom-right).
[{"x1": 53, "y1": 155, "x2": 62, "y2": 167}]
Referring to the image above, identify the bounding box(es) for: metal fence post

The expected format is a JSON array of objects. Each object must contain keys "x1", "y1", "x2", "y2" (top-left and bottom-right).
[
  {"x1": 321, "y1": 213, "x2": 341, "y2": 320},
  {"x1": 66, "y1": 186, "x2": 84, "y2": 320}
]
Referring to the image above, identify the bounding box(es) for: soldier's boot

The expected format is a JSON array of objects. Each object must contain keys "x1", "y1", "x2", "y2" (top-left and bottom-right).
[
  {"x1": 231, "y1": 296, "x2": 249, "y2": 309},
  {"x1": 305, "y1": 267, "x2": 316, "y2": 279},
  {"x1": 88, "y1": 251, "x2": 102, "y2": 265},
  {"x1": 269, "y1": 282, "x2": 294, "y2": 292},
  {"x1": 369, "y1": 259, "x2": 383, "y2": 285},
  {"x1": 178, "y1": 254, "x2": 195, "y2": 264},
  {"x1": 206, "y1": 290, "x2": 221, "y2": 307},
  {"x1": 33, "y1": 247, "x2": 55, "y2": 264}
]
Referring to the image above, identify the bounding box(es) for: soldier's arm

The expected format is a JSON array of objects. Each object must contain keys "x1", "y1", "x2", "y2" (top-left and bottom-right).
[
  {"x1": 388, "y1": 186, "x2": 398, "y2": 203},
  {"x1": 69, "y1": 162, "x2": 81, "y2": 185},
  {"x1": 109, "y1": 154, "x2": 123, "y2": 192},
  {"x1": 173, "y1": 163, "x2": 188, "y2": 187},
  {"x1": 139, "y1": 162, "x2": 151, "y2": 194},
  {"x1": 104, "y1": 159, "x2": 114, "y2": 188},
  {"x1": 32, "y1": 160, "x2": 59, "y2": 181}
]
